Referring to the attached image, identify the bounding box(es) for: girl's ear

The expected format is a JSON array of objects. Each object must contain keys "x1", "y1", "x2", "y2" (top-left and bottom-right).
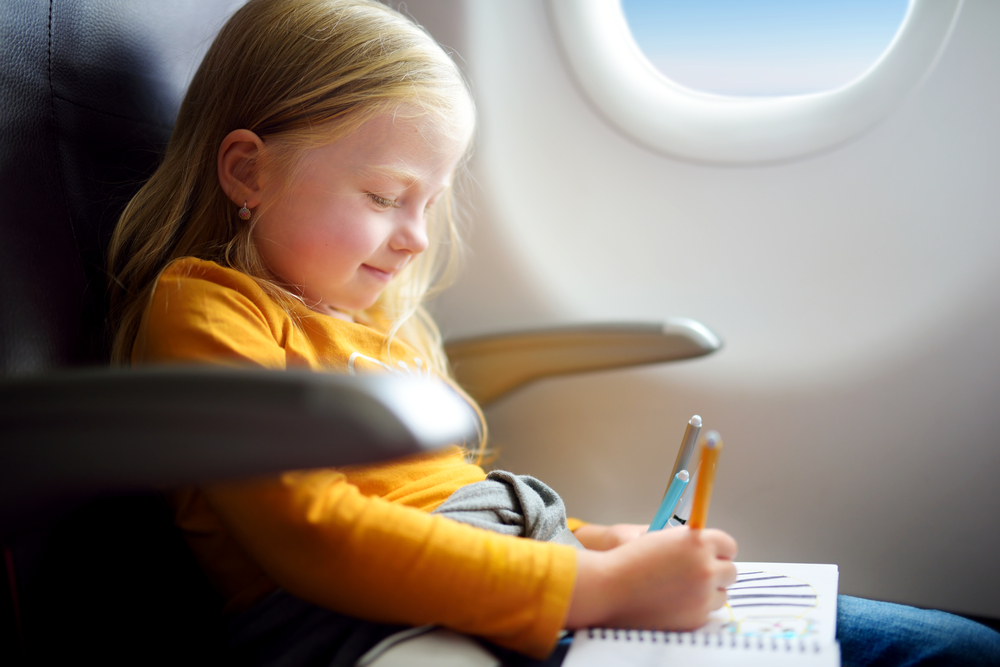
[{"x1": 218, "y1": 129, "x2": 266, "y2": 208}]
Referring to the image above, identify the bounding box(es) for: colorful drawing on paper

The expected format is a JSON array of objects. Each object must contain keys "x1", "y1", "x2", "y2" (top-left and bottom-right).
[{"x1": 703, "y1": 568, "x2": 821, "y2": 639}]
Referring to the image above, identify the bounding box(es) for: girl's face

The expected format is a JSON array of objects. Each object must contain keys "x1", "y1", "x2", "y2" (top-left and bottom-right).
[{"x1": 252, "y1": 114, "x2": 466, "y2": 319}]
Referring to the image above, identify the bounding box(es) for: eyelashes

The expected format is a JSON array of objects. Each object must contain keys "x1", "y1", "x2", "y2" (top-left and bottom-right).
[
  {"x1": 367, "y1": 193, "x2": 400, "y2": 209},
  {"x1": 367, "y1": 192, "x2": 437, "y2": 215}
]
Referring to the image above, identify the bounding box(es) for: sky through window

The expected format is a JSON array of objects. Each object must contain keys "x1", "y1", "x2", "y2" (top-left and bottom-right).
[{"x1": 621, "y1": 0, "x2": 909, "y2": 97}]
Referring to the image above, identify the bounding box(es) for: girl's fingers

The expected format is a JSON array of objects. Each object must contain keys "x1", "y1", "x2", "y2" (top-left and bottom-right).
[
  {"x1": 709, "y1": 586, "x2": 730, "y2": 611},
  {"x1": 703, "y1": 528, "x2": 738, "y2": 560},
  {"x1": 717, "y1": 559, "x2": 738, "y2": 588}
]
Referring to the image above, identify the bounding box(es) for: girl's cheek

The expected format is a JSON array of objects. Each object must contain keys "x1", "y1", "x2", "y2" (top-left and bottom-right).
[{"x1": 338, "y1": 223, "x2": 384, "y2": 251}]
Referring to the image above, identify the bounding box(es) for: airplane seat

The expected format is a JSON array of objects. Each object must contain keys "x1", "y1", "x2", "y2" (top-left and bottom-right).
[
  {"x1": 0, "y1": 1, "x2": 721, "y2": 664},
  {"x1": 0, "y1": 1, "x2": 466, "y2": 662},
  {"x1": 0, "y1": 1, "x2": 256, "y2": 663}
]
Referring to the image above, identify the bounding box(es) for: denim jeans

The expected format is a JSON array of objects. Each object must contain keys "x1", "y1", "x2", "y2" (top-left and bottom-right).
[
  {"x1": 488, "y1": 595, "x2": 1000, "y2": 667},
  {"x1": 836, "y1": 595, "x2": 1000, "y2": 667}
]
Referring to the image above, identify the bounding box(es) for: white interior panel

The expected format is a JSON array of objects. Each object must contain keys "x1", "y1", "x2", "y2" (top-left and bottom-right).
[
  {"x1": 543, "y1": 0, "x2": 962, "y2": 164},
  {"x1": 410, "y1": 0, "x2": 1000, "y2": 618}
]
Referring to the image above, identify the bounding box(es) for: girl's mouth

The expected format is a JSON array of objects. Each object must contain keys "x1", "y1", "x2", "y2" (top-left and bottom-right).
[{"x1": 361, "y1": 264, "x2": 393, "y2": 282}]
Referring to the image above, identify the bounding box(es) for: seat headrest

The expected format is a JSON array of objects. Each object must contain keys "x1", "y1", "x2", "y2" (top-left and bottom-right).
[{"x1": 0, "y1": 0, "x2": 242, "y2": 374}]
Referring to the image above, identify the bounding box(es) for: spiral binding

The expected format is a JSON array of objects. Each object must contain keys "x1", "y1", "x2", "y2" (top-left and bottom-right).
[{"x1": 583, "y1": 628, "x2": 827, "y2": 653}]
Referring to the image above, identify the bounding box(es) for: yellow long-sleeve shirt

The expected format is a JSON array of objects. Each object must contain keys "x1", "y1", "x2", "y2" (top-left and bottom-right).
[{"x1": 132, "y1": 257, "x2": 577, "y2": 658}]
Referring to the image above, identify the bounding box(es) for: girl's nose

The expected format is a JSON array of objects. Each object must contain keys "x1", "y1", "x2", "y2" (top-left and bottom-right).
[{"x1": 390, "y1": 209, "x2": 429, "y2": 255}]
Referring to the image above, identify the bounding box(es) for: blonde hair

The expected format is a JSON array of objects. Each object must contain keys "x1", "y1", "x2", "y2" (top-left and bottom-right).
[{"x1": 107, "y1": 0, "x2": 485, "y2": 451}]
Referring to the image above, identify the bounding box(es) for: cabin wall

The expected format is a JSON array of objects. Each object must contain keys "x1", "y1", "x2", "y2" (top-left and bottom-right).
[{"x1": 410, "y1": 0, "x2": 1000, "y2": 618}]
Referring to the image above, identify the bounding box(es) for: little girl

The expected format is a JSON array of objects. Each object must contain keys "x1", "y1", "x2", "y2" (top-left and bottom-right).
[{"x1": 107, "y1": 1, "x2": 1000, "y2": 665}]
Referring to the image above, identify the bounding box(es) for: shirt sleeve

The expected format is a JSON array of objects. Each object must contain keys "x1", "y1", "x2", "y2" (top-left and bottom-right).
[
  {"x1": 203, "y1": 471, "x2": 577, "y2": 658},
  {"x1": 133, "y1": 267, "x2": 287, "y2": 369}
]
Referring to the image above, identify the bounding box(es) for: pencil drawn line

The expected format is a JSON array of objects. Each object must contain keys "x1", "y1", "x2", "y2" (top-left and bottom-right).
[
  {"x1": 729, "y1": 602, "x2": 817, "y2": 608},
  {"x1": 728, "y1": 584, "x2": 811, "y2": 591},
  {"x1": 727, "y1": 594, "x2": 817, "y2": 600},
  {"x1": 734, "y1": 575, "x2": 788, "y2": 583}
]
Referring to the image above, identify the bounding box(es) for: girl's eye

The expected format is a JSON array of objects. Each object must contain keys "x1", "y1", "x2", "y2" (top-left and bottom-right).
[{"x1": 368, "y1": 193, "x2": 399, "y2": 209}]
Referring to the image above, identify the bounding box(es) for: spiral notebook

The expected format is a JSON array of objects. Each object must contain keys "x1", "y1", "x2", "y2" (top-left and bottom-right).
[{"x1": 563, "y1": 562, "x2": 840, "y2": 666}]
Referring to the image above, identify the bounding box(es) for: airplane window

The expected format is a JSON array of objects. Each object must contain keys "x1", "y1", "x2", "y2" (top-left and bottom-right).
[
  {"x1": 620, "y1": 0, "x2": 909, "y2": 97},
  {"x1": 544, "y1": 0, "x2": 961, "y2": 164}
]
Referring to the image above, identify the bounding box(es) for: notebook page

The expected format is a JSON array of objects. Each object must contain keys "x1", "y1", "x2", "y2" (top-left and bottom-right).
[
  {"x1": 702, "y1": 562, "x2": 839, "y2": 645},
  {"x1": 564, "y1": 562, "x2": 840, "y2": 666},
  {"x1": 565, "y1": 629, "x2": 840, "y2": 667}
]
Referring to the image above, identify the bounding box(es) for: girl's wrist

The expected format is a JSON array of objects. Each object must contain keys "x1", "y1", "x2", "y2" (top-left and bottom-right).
[{"x1": 566, "y1": 549, "x2": 618, "y2": 629}]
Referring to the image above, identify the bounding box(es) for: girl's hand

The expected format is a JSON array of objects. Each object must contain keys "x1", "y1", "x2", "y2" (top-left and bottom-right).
[
  {"x1": 573, "y1": 523, "x2": 649, "y2": 551},
  {"x1": 566, "y1": 528, "x2": 738, "y2": 631}
]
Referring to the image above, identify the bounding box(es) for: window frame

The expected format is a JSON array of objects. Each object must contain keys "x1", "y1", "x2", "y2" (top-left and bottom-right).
[{"x1": 544, "y1": 0, "x2": 963, "y2": 164}]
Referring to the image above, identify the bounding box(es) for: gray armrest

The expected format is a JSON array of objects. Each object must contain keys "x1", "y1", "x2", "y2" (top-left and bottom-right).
[
  {"x1": 444, "y1": 319, "x2": 722, "y2": 407},
  {"x1": 0, "y1": 367, "x2": 478, "y2": 538}
]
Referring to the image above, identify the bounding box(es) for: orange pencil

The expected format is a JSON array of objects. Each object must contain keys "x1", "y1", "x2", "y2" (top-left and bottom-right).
[{"x1": 687, "y1": 431, "x2": 722, "y2": 529}]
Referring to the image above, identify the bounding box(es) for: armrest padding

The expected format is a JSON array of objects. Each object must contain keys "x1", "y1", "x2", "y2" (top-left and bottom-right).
[{"x1": 0, "y1": 367, "x2": 477, "y2": 537}]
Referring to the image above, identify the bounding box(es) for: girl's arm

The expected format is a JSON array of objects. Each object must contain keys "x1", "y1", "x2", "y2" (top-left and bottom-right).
[
  {"x1": 573, "y1": 523, "x2": 648, "y2": 551},
  {"x1": 567, "y1": 527, "x2": 738, "y2": 630},
  {"x1": 201, "y1": 470, "x2": 578, "y2": 658}
]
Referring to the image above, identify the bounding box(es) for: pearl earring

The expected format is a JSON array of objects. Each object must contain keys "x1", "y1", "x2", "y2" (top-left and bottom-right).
[{"x1": 238, "y1": 202, "x2": 252, "y2": 220}]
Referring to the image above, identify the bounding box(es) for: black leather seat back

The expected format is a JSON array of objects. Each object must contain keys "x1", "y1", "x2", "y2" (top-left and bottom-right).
[
  {"x1": 0, "y1": 0, "x2": 243, "y2": 374},
  {"x1": 1, "y1": 3, "x2": 246, "y2": 662}
]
